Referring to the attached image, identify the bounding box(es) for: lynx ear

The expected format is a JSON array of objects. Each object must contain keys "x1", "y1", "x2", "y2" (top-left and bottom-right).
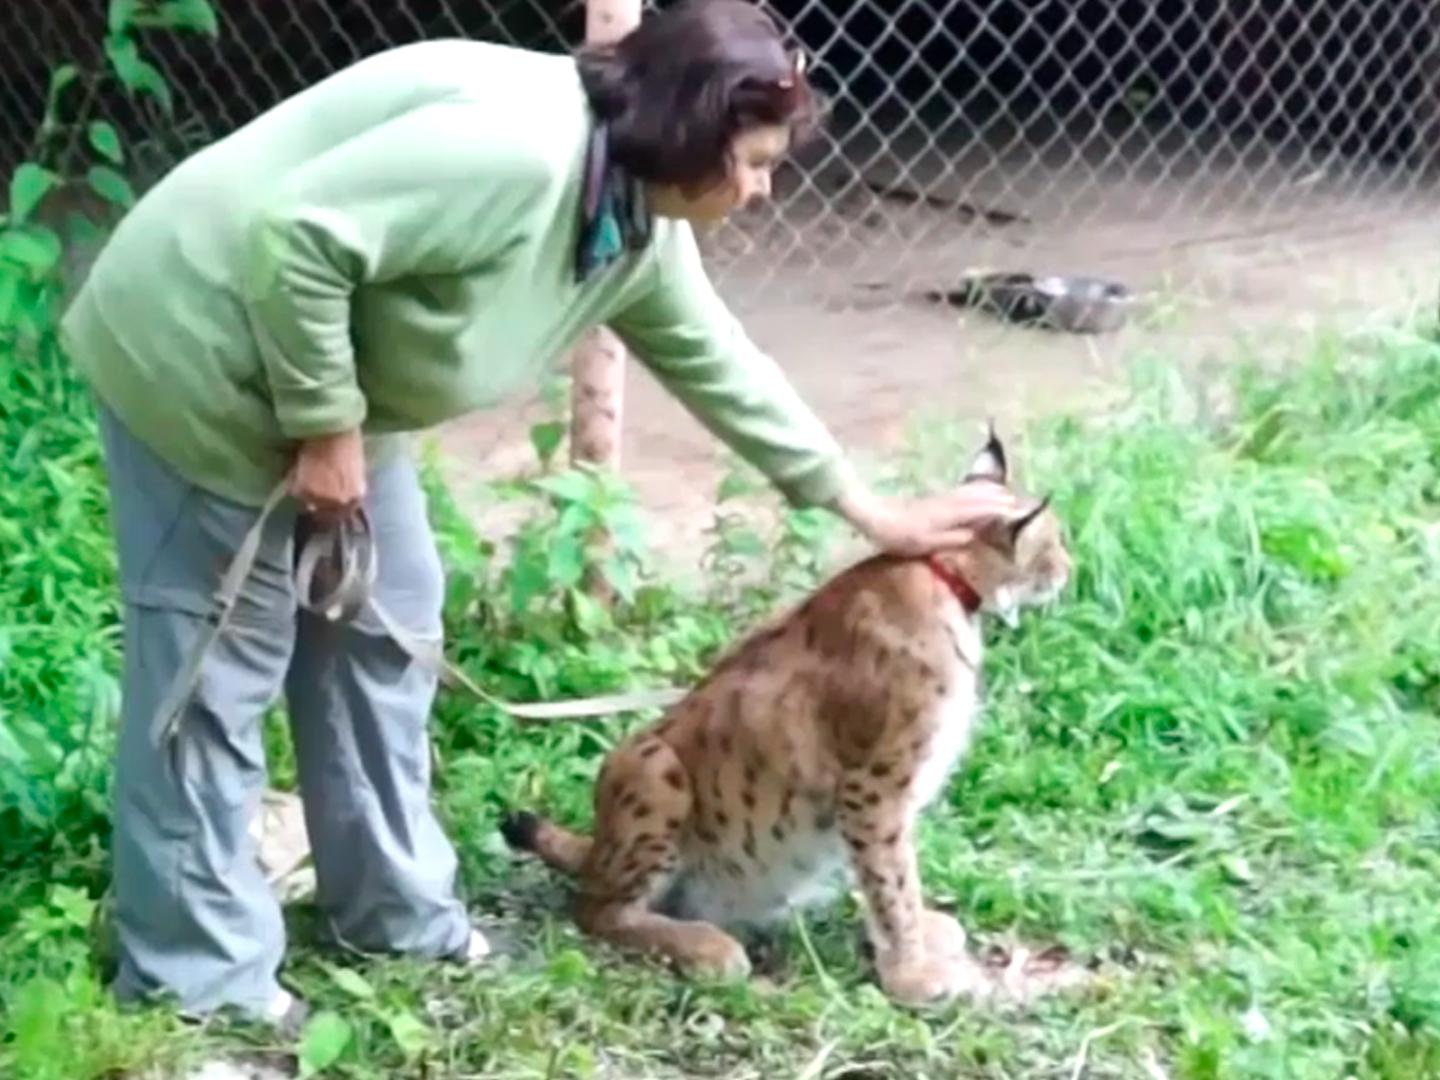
[
  {"x1": 965, "y1": 420, "x2": 1008, "y2": 485},
  {"x1": 1008, "y1": 494, "x2": 1052, "y2": 544}
]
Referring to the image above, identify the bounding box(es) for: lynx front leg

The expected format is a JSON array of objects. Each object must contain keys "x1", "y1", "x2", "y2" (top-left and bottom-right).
[
  {"x1": 838, "y1": 787, "x2": 974, "y2": 1007},
  {"x1": 572, "y1": 735, "x2": 750, "y2": 982}
]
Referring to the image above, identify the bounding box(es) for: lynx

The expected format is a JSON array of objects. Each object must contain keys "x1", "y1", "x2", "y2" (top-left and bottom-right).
[{"x1": 502, "y1": 430, "x2": 1071, "y2": 1006}]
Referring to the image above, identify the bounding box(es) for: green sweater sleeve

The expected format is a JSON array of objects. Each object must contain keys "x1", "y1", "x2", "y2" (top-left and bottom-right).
[
  {"x1": 609, "y1": 224, "x2": 855, "y2": 508},
  {"x1": 242, "y1": 99, "x2": 552, "y2": 439}
]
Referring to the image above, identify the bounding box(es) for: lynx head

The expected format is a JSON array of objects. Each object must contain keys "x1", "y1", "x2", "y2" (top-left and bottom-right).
[{"x1": 946, "y1": 423, "x2": 1071, "y2": 626}]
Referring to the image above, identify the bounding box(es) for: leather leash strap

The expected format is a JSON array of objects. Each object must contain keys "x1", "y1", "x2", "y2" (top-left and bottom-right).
[{"x1": 155, "y1": 478, "x2": 688, "y2": 744}]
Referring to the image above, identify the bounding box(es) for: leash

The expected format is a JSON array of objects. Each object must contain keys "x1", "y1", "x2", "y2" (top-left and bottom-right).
[{"x1": 154, "y1": 478, "x2": 688, "y2": 744}]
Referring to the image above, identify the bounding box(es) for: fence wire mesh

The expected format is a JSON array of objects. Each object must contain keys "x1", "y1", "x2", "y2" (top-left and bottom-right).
[{"x1": 3, "y1": 0, "x2": 1439, "y2": 323}]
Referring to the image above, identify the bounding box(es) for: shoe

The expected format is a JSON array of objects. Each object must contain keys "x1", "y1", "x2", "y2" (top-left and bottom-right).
[
  {"x1": 172, "y1": 987, "x2": 309, "y2": 1037},
  {"x1": 265, "y1": 988, "x2": 310, "y2": 1039},
  {"x1": 462, "y1": 927, "x2": 491, "y2": 966}
]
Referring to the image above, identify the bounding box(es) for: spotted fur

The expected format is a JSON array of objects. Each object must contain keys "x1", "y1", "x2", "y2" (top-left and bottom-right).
[{"x1": 502, "y1": 430, "x2": 1071, "y2": 1006}]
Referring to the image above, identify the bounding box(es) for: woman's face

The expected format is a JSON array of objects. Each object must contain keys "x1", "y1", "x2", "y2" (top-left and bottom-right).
[{"x1": 649, "y1": 123, "x2": 791, "y2": 225}]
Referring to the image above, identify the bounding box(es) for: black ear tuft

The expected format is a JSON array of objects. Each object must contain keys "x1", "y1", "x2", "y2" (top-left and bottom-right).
[
  {"x1": 965, "y1": 418, "x2": 1008, "y2": 484},
  {"x1": 1008, "y1": 493, "x2": 1051, "y2": 543}
]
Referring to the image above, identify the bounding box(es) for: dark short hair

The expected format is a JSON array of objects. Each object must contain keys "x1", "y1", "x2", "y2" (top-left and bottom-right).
[{"x1": 576, "y1": 0, "x2": 822, "y2": 190}]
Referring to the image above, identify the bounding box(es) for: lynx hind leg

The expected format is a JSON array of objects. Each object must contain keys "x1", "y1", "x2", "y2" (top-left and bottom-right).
[{"x1": 573, "y1": 733, "x2": 751, "y2": 981}]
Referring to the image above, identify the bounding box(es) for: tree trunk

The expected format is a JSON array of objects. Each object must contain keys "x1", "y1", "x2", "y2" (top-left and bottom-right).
[{"x1": 570, "y1": 0, "x2": 641, "y2": 602}]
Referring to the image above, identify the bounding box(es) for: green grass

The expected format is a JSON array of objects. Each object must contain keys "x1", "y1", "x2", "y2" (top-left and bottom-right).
[
  {"x1": 1, "y1": 317, "x2": 1438, "y2": 1078},
  {"x1": 0, "y1": 333, "x2": 120, "y2": 866}
]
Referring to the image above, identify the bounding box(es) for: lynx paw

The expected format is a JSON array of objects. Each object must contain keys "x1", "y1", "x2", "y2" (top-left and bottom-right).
[
  {"x1": 920, "y1": 909, "x2": 969, "y2": 962},
  {"x1": 877, "y1": 951, "x2": 986, "y2": 1008},
  {"x1": 678, "y1": 931, "x2": 752, "y2": 982}
]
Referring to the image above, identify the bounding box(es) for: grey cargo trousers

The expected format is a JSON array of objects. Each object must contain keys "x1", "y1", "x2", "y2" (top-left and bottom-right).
[{"x1": 96, "y1": 404, "x2": 471, "y2": 1018}]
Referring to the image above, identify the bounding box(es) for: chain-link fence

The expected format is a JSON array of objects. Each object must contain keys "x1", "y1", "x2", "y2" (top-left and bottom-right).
[{"x1": 3, "y1": 0, "x2": 1439, "y2": 324}]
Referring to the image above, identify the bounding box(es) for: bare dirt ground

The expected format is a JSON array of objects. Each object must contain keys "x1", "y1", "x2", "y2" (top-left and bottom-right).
[{"x1": 433, "y1": 121, "x2": 1440, "y2": 571}]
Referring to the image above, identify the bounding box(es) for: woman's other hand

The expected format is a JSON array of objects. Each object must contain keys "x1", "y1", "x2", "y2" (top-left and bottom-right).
[
  {"x1": 290, "y1": 428, "x2": 366, "y2": 519},
  {"x1": 833, "y1": 481, "x2": 1014, "y2": 557}
]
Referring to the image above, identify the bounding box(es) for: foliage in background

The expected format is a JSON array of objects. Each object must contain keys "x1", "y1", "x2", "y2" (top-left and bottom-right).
[{"x1": 0, "y1": 0, "x2": 222, "y2": 870}]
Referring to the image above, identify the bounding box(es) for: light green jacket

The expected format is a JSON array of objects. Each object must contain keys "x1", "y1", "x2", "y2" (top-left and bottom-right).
[{"x1": 61, "y1": 38, "x2": 853, "y2": 508}]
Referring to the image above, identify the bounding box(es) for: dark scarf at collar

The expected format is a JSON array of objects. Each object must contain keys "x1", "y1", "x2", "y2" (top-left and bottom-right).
[{"x1": 575, "y1": 122, "x2": 651, "y2": 284}]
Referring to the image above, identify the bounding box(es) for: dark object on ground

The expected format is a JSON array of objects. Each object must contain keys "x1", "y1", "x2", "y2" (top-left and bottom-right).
[{"x1": 928, "y1": 272, "x2": 1137, "y2": 334}]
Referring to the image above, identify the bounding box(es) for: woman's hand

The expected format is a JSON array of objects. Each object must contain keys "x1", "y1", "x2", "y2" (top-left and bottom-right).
[
  {"x1": 290, "y1": 428, "x2": 366, "y2": 519},
  {"x1": 832, "y1": 481, "x2": 1014, "y2": 557}
]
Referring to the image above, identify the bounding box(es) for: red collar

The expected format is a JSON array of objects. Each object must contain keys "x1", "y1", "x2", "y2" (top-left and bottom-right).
[{"x1": 926, "y1": 556, "x2": 983, "y2": 614}]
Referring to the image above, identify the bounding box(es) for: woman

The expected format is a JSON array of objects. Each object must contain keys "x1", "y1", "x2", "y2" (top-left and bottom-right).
[{"x1": 62, "y1": 0, "x2": 1006, "y2": 1028}]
